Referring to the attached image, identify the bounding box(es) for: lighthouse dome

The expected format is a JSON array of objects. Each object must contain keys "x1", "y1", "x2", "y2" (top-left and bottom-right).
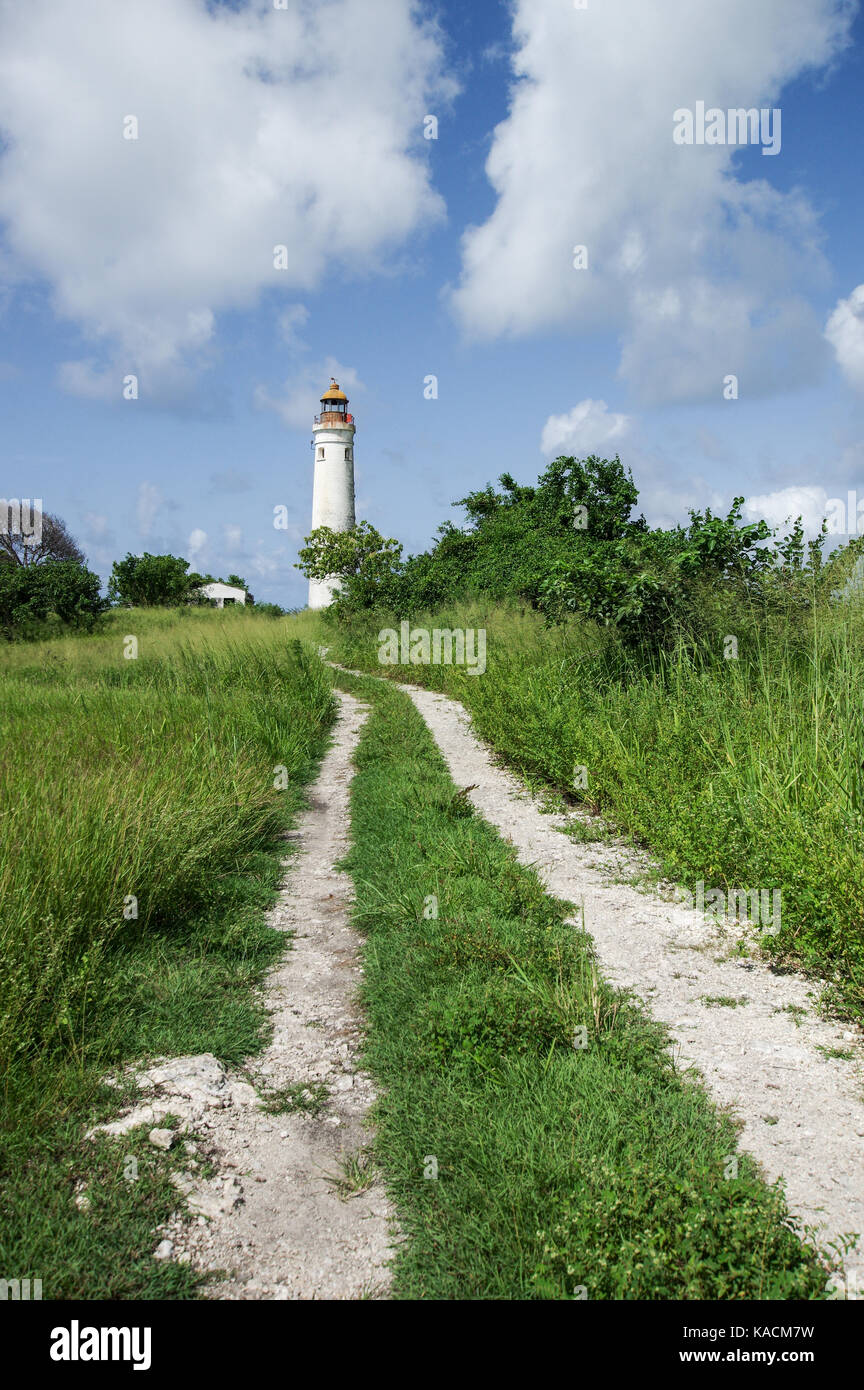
[{"x1": 320, "y1": 380, "x2": 348, "y2": 402}]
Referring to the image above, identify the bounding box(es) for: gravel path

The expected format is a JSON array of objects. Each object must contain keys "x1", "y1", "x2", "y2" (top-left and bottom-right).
[
  {"x1": 97, "y1": 689, "x2": 394, "y2": 1299},
  {"x1": 390, "y1": 676, "x2": 864, "y2": 1294},
  {"x1": 93, "y1": 661, "x2": 863, "y2": 1298}
]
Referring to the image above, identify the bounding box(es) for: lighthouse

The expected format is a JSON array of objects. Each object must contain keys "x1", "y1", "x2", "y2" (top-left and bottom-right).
[{"x1": 308, "y1": 378, "x2": 356, "y2": 609}]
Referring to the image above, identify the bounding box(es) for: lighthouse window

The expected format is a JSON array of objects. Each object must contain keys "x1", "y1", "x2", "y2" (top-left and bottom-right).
[
  {"x1": 345, "y1": 448, "x2": 352, "y2": 461},
  {"x1": 317, "y1": 447, "x2": 324, "y2": 459}
]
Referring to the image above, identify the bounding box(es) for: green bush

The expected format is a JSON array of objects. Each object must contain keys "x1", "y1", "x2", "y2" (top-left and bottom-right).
[
  {"x1": 0, "y1": 559, "x2": 105, "y2": 638},
  {"x1": 108, "y1": 552, "x2": 205, "y2": 607}
]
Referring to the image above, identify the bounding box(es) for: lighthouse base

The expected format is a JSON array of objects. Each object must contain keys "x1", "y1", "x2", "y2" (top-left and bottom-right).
[{"x1": 308, "y1": 576, "x2": 341, "y2": 610}]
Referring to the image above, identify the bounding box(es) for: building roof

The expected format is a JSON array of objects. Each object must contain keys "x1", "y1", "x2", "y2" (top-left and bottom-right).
[
  {"x1": 320, "y1": 378, "x2": 348, "y2": 403},
  {"x1": 199, "y1": 581, "x2": 246, "y2": 597}
]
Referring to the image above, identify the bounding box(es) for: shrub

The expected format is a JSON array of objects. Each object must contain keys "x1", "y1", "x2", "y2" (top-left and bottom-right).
[{"x1": 0, "y1": 559, "x2": 105, "y2": 638}]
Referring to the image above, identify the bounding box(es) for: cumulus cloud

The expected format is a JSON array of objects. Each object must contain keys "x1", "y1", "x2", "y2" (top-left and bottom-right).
[
  {"x1": 742, "y1": 486, "x2": 830, "y2": 535},
  {"x1": 825, "y1": 285, "x2": 864, "y2": 392},
  {"x1": 450, "y1": 0, "x2": 852, "y2": 402},
  {"x1": 0, "y1": 0, "x2": 454, "y2": 392},
  {"x1": 541, "y1": 399, "x2": 630, "y2": 457},
  {"x1": 248, "y1": 542, "x2": 305, "y2": 580},
  {"x1": 256, "y1": 357, "x2": 363, "y2": 430},
  {"x1": 187, "y1": 528, "x2": 208, "y2": 566},
  {"x1": 82, "y1": 512, "x2": 113, "y2": 541},
  {"x1": 57, "y1": 361, "x2": 118, "y2": 403},
  {"x1": 278, "y1": 304, "x2": 310, "y2": 352}
]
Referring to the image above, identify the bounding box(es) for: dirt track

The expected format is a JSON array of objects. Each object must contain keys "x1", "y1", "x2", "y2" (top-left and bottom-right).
[{"x1": 400, "y1": 677, "x2": 864, "y2": 1295}]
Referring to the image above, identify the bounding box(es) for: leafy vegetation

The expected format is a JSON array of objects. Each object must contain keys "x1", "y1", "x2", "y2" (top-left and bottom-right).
[
  {"x1": 299, "y1": 453, "x2": 841, "y2": 649},
  {"x1": 297, "y1": 519, "x2": 404, "y2": 609},
  {"x1": 0, "y1": 558, "x2": 105, "y2": 638},
  {"x1": 107, "y1": 551, "x2": 212, "y2": 608}
]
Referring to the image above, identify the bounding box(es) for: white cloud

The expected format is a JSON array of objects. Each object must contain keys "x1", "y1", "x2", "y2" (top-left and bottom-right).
[
  {"x1": 187, "y1": 528, "x2": 208, "y2": 566},
  {"x1": 541, "y1": 399, "x2": 630, "y2": 457},
  {"x1": 136, "y1": 482, "x2": 163, "y2": 538},
  {"x1": 277, "y1": 304, "x2": 310, "y2": 352},
  {"x1": 248, "y1": 542, "x2": 304, "y2": 580},
  {"x1": 57, "y1": 361, "x2": 117, "y2": 402},
  {"x1": 825, "y1": 285, "x2": 864, "y2": 392},
  {"x1": 450, "y1": 0, "x2": 851, "y2": 402},
  {"x1": 0, "y1": 0, "x2": 454, "y2": 390},
  {"x1": 256, "y1": 357, "x2": 363, "y2": 430},
  {"x1": 742, "y1": 486, "x2": 829, "y2": 535},
  {"x1": 82, "y1": 512, "x2": 112, "y2": 541}
]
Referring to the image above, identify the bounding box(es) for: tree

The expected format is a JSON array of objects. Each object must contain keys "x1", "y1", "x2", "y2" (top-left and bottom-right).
[
  {"x1": 537, "y1": 497, "x2": 780, "y2": 646},
  {"x1": 386, "y1": 455, "x2": 648, "y2": 613},
  {"x1": 457, "y1": 455, "x2": 643, "y2": 543},
  {"x1": 295, "y1": 522, "x2": 404, "y2": 610},
  {"x1": 108, "y1": 553, "x2": 200, "y2": 607},
  {"x1": 220, "y1": 573, "x2": 253, "y2": 604},
  {"x1": 0, "y1": 560, "x2": 105, "y2": 638},
  {"x1": 0, "y1": 507, "x2": 86, "y2": 568}
]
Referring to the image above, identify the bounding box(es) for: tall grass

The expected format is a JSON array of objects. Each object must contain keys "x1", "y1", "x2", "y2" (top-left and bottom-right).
[
  {"x1": 328, "y1": 596, "x2": 864, "y2": 1015},
  {"x1": 0, "y1": 607, "x2": 336, "y2": 1297},
  {"x1": 0, "y1": 607, "x2": 335, "y2": 1065}
]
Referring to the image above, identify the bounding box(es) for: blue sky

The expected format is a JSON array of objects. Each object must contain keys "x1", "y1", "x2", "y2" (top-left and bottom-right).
[{"x1": 1, "y1": 0, "x2": 863, "y2": 607}]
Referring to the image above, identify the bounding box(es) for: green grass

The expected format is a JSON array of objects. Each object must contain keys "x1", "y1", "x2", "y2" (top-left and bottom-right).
[
  {"x1": 262, "y1": 1082, "x2": 330, "y2": 1117},
  {"x1": 327, "y1": 598, "x2": 864, "y2": 1020},
  {"x1": 0, "y1": 607, "x2": 335, "y2": 1297},
  {"x1": 334, "y1": 666, "x2": 831, "y2": 1300},
  {"x1": 323, "y1": 1149, "x2": 377, "y2": 1201}
]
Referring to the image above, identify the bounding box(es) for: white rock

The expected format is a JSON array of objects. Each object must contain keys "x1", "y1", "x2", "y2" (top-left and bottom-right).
[
  {"x1": 230, "y1": 1082, "x2": 259, "y2": 1108},
  {"x1": 149, "y1": 1128, "x2": 176, "y2": 1151},
  {"x1": 86, "y1": 1103, "x2": 156, "y2": 1139}
]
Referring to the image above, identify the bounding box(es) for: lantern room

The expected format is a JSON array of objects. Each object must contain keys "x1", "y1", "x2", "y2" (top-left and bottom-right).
[{"x1": 315, "y1": 379, "x2": 354, "y2": 426}]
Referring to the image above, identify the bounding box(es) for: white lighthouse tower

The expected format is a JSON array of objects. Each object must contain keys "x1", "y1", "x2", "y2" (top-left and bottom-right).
[{"x1": 308, "y1": 378, "x2": 356, "y2": 609}]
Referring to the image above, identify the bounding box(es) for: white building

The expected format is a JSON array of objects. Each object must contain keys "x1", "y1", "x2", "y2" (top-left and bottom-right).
[
  {"x1": 308, "y1": 378, "x2": 356, "y2": 609},
  {"x1": 199, "y1": 581, "x2": 247, "y2": 608}
]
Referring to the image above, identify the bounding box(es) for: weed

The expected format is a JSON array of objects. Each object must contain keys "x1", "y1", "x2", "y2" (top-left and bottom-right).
[
  {"x1": 774, "y1": 1004, "x2": 809, "y2": 1027},
  {"x1": 262, "y1": 1082, "x2": 329, "y2": 1117},
  {"x1": 324, "y1": 1149, "x2": 376, "y2": 1201}
]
